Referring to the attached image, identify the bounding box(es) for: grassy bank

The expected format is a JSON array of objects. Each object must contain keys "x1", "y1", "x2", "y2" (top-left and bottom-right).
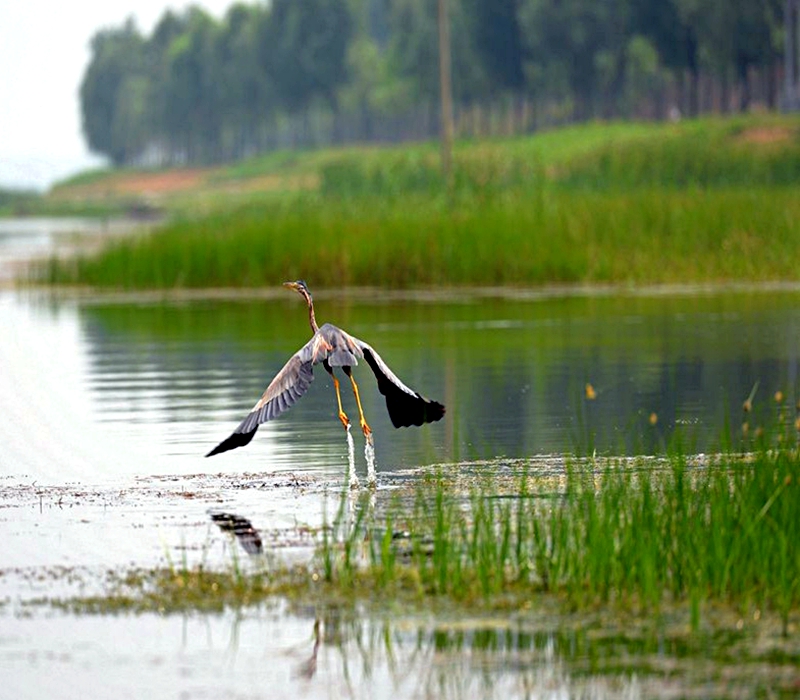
[
  {"x1": 39, "y1": 186, "x2": 800, "y2": 288},
  {"x1": 37, "y1": 115, "x2": 800, "y2": 289}
]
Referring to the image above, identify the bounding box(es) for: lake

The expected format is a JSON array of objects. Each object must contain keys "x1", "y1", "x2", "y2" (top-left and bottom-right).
[
  {"x1": 2, "y1": 219, "x2": 799, "y2": 698},
  {"x1": 4, "y1": 284, "x2": 798, "y2": 482}
]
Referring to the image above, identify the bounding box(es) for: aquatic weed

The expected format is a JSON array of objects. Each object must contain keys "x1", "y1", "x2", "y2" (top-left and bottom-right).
[{"x1": 317, "y1": 440, "x2": 800, "y2": 627}]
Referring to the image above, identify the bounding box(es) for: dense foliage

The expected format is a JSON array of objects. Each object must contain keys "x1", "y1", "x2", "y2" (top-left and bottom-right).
[{"x1": 80, "y1": 0, "x2": 784, "y2": 166}]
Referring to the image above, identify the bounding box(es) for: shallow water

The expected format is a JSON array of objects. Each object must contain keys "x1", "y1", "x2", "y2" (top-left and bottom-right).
[
  {"x1": 0, "y1": 217, "x2": 141, "y2": 286},
  {"x1": 2, "y1": 219, "x2": 800, "y2": 698},
  {"x1": 4, "y1": 589, "x2": 799, "y2": 699},
  {"x1": 2, "y1": 608, "x2": 656, "y2": 700}
]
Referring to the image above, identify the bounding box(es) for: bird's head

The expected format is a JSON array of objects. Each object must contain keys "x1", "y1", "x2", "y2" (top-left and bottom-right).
[{"x1": 283, "y1": 280, "x2": 312, "y2": 304}]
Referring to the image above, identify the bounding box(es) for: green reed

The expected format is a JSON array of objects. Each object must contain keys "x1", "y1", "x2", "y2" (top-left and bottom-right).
[
  {"x1": 556, "y1": 119, "x2": 800, "y2": 191},
  {"x1": 320, "y1": 440, "x2": 800, "y2": 628},
  {"x1": 38, "y1": 185, "x2": 800, "y2": 289},
  {"x1": 36, "y1": 115, "x2": 800, "y2": 290}
]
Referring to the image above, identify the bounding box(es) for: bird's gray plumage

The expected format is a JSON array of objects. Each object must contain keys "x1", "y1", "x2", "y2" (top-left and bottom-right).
[
  {"x1": 237, "y1": 323, "x2": 363, "y2": 433},
  {"x1": 206, "y1": 283, "x2": 444, "y2": 457}
]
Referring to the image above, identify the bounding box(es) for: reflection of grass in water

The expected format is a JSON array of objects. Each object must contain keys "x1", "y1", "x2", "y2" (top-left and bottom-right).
[
  {"x1": 52, "y1": 429, "x2": 800, "y2": 635},
  {"x1": 297, "y1": 604, "x2": 800, "y2": 694}
]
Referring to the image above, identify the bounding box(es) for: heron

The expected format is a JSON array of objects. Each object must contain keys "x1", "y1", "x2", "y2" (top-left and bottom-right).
[{"x1": 206, "y1": 280, "x2": 445, "y2": 457}]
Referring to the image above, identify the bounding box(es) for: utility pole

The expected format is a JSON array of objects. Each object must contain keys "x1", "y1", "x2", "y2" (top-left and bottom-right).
[
  {"x1": 787, "y1": 0, "x2": 799, "y2": 110},
  {"x1": 438, "y1": 0, "x2": 454, "y2": 193}
]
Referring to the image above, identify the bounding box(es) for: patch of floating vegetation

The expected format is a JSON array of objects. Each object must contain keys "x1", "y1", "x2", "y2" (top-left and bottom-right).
[
  {"x1": 43, "y1": 566, "x2": 298, "y2": 615},
  {"x1": 35, "y1": 439, "x2": 800, "y2": 640}
]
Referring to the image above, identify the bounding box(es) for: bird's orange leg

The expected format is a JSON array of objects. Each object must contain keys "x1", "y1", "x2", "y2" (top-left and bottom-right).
[
  {"x1": 331, "y1": 375, "x2": 351, "y2": 430},
  {"x1": 344, "y1": 368, "x2": 372, "y2": 439}
]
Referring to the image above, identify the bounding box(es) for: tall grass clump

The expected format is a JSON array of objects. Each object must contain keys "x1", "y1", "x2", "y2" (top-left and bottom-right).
[
  {"x1": 557, "y1": 125, "x2": 800, "y2": 191},
  {"x1": 38, "y1": 186, "x2": 800, "y2": 289},
  {"x1": 320, "y1": 441, "x2": 800, "y2": 627}
]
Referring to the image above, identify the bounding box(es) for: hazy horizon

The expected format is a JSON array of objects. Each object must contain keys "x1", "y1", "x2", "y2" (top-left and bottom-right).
[{"x1": 0, "y1": 0, "x2": 234, "y2": 191}]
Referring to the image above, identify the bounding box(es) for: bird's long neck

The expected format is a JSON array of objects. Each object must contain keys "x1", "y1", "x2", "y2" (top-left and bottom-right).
[{"x1": 305, "y1": 293, "x2": 319, "y2": 334}]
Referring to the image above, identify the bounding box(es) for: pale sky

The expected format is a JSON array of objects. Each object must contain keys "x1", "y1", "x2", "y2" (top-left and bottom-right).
[{"x1": 0, "y1": 0, "x2": 236, "y2": 191}]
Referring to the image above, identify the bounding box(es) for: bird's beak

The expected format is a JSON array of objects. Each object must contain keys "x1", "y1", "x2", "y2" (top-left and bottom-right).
[{"x1": 283, "y1": 281, "x2": 298, "y2": 291}]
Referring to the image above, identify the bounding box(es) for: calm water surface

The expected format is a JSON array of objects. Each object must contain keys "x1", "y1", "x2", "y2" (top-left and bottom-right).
[
  {"x1": 6, "y1": 602, "x2": 793, "y2": 700},
  {"x1": 2, "y1": 286, "x2": 799, "y2": 485},
  {"x1": 0, "y1": 217, "x2": 141, "y2": 285},
  {"x1": 2, "y1": 219, "x2": 800, "y2": 699}
]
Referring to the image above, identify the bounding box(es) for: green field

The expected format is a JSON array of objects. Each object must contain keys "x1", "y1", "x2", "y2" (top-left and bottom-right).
[{"x1": 37, "y1": 115, "x2": 800, "y2": 289}]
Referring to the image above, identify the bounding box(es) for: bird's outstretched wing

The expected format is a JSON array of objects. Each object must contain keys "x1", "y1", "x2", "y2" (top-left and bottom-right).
[
  {"x1": 206, "y1": 324, "x2": 443, "y2": 456},
  {"x1": 206, "y1": 339, "x2": 318, "y2": 457},
  {"x1": 353, "y1": 338, "x2": 445, "y2": 428}
]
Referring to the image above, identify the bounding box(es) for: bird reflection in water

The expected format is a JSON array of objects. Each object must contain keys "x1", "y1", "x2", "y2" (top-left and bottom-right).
[{"x1": 209, "y1": 512, "x2": 263, "y2": 556}]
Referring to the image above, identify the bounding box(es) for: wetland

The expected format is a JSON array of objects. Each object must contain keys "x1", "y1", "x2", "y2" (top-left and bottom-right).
[
  {"x1": 2, "y1": 237, "x2": 800, "y2": 696},
  {"x1": 5, "y1": 118, "x2": 800, "y2": 698}
]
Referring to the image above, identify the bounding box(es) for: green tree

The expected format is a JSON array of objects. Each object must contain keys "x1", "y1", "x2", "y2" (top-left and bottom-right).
[
  {"x1": 519, "y1": 0, "x2": 632, "y2": 117},
  {"x1": 110, "y1": 75, "x2": 150, "y2": 163},
  {"x1": 257, "y1": 0, "x2": 354, "y2": 112},
  {"x1": 463, "y1": 0, "x2": 525, "y2": 92},
  {"x1": 216, "y1": 3, "x2": 273, "y2": 156},
  {"x1": 389, "y1": 0, "x2": 488, "y2": 103},
  {"x1": 160, "y1": 8, "x2": 223, "y2": 161},
  {"x1": 80, "y1": 19, "x2": 146, "y2": 164},
  {"x1": 144, "y1": 9, "x2": 189, "y2": 161},
  {"x1": 700, "y1": 0, "x2": 782, "y2": 109},
  {"x1": 623, "y1": 34, "x2": 663, "y2": 114}
]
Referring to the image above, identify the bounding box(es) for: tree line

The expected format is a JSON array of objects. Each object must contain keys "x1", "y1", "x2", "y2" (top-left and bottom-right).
[{"x1": 80, "y1": 0, "x2": 785, "y2": 166}]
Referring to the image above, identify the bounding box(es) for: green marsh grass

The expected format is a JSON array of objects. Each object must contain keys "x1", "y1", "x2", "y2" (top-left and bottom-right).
[
  {"x1": 554, "y1": 116, "x2": 800, "y2": 191},
  {"x1": 37, "y1": 115, "x2": 800, "y2": 290},
  {"x1": 57, "y1": 437, "x2": 800, "y2": 632},
  {"x1": 38, "y1": 186, "x2": 800, "y2": 289},
  {"x1": 320, "y1": 443, "x2": 800, "y2": 631}
]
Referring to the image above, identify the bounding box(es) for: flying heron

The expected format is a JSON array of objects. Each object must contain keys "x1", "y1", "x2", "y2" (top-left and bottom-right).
[{"x1": 206, "y1": 281, "x2": 445, "y2": 457}]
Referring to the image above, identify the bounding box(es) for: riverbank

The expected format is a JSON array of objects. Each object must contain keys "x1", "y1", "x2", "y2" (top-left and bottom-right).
[{"x1": 31, "y1": 114, "x2": 800, "y2": 290}]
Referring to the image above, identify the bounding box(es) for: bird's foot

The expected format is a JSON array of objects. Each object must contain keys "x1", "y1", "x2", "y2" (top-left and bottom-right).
[
  {"x1": 360, "y1": 421, "x2": 372, "y2": 442},
  {"x1": 338, "y1": 412, "x2": 351, "y2": 430}
]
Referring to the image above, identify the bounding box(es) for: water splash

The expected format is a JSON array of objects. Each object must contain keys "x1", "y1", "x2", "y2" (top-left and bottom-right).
[
  {"x1": 344, "y1": 488, "x2": 359, "y2": 533},
  {"x1": 364, "y1": 435, "x2": 377, "y2": 487},
  {"x1": 346, "y1": 424, "x2": 359, "y2": 489}
]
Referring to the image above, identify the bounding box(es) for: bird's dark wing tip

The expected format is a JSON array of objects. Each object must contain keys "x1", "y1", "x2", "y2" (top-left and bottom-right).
[
  {"x1": 388, "y1": 396, "x2": 446, "y2": 428},
  {"x1": 359, "y1": 345, "x2": 445, "y2": 429},
  {"x1": 428, "y1": 400, "x2": 446, "y2": 423},
  {"x1": 205, "y1": 427, "x2": 258, "y2": 457}
]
